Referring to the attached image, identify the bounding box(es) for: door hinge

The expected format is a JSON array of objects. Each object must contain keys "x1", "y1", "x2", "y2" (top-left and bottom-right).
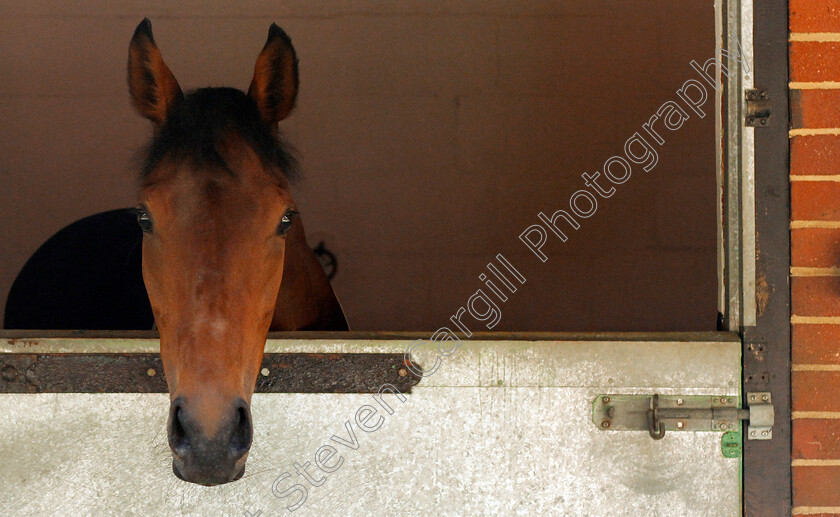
[
  {"x1": 592, "y1": 392, "x2": 774, "y2": 440},
  {"x1": 745, "y1": 88, "x2": 770, "y2": 127}
]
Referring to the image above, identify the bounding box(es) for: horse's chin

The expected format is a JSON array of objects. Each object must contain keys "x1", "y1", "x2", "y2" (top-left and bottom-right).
[{"x1": 172, "y1": 460, "x2": 246, "y2": 486}]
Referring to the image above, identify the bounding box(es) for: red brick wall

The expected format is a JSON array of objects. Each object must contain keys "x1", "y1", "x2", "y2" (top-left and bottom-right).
[{"x1": 790, "y1": 0, "x2": 840, "y2": 513}]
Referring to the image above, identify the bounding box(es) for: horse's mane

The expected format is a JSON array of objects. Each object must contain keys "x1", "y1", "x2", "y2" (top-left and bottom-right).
[{"x1": 138, "y1": 87, "x2": 300, "y2": 184}]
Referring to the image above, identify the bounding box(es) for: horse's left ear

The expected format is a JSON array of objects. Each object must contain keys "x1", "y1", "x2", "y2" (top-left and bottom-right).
[{"x1": 248, "y1": 24, "x2": 299, "y2": 124}]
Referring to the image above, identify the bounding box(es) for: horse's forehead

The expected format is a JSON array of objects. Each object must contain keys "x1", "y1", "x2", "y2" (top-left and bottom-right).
[
  {"x1": 143, "y1": 130, "x2": 290, "y2": 206},
  {"x1": 143, "y1": 166, "x2": 288, "y2": 226}
]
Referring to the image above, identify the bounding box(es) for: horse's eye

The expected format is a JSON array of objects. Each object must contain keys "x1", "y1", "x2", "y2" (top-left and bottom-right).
[
  {"x1": 276, "y1": 210, "x2": 298, "y2": 236},
  {"x1": 136, "y1": 206, "x2": 153, "y2": 234}
]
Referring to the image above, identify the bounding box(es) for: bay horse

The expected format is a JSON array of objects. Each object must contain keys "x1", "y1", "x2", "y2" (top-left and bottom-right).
[{"x1": 128, "y1": 19, "x2": 347, "y2": 485}]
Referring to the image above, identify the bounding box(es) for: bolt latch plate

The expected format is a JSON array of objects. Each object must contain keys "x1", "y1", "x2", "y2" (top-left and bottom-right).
[
  {"x1": 745, "y1": 88, "x2": 771, "y2": 127},
  {"x1": 593, "y1": 395, "x2": 742, "y2": 436},
  {"x1": 746, "y1": 392, "x2": 774, "y2": 440}
]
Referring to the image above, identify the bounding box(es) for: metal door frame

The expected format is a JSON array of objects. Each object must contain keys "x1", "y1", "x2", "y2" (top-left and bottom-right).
[
  {"x1": 742, "y1": 0, "x2": 791, "y2": 514},
  {"x1": 718, "y1": 0, "x2": 791, "y2": 514}
]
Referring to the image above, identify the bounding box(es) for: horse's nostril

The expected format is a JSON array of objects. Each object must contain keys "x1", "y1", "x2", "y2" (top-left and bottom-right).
[
  {"x1": 168, "y1": 402, "x2": 190, "y2": 458},
  {"x1": 229, "y1": 405, "x2": 252, "y2": 458}
]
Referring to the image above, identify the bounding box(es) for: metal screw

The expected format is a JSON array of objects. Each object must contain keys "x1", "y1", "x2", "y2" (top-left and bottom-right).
[
  {"x1": 1, "y1": 365, "x2": 17, "y2": 382},
  {"x1": 398, "y1": 368, "x2": 408, "y2": 377},
  {"x1": 719, "y1": 422, "x2": 728, "y2": 430},
  {"x1": 146, "y1": 368, "x2": 156, "y2": 377},
  {"x1": 749, "y1": 395, "x2": 756, "y2": 401},
  {"x1": 762, "y1": 395, "x2": 769, "y2": 402},
  {"x1": 762, "y1": 431, "x2": 769, "y2": 437},
  {"x1": 261, "y1": 368, "x2": 270, "y2": 377},
  {"x1": 750, "y1": 430, "x2": 757, "y2": 437},
  {"x1": 676, "y1": 398, "x2": 683, "y2": 405},
  {"x1": 677, "y1": 421, "x2": 684, "y2": 429},
  {"x1": 760, "y1": 118, "x2": 768, "y2": 125},
  {"x1": 601, "y1": 420, "x2": 611, "y2": 429},
  {"x1": 602, "y1": 396, "x2": 611, "y2": 404}
]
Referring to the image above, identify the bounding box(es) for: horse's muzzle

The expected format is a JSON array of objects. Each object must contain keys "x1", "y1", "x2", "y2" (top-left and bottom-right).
[{"x1": 167, "y1": 396, "x2": 252, "y2": 486}]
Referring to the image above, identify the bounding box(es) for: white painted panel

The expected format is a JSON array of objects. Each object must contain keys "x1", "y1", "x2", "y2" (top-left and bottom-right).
[{"x1": 0, "y1": 338, "x2": 740, "y2": 516}]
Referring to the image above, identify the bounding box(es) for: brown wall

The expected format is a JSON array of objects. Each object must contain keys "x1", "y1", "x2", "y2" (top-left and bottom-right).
[
  {"x1": 789, "y1": 0, "x2": 840, "y2": 510},
  {"x1": 0, "y1": 1, "x2": 716, "y2": 331}
]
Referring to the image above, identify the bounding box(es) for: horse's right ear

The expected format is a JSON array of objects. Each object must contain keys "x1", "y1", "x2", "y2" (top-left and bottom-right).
[{"x1": 127, "y1": 19, "x2": 183, "y2": 126}]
